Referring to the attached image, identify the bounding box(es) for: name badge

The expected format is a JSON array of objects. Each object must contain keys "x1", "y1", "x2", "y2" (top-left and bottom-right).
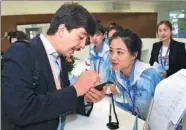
[{"x1": 114, "y1": 93, "x2": 128, "y2": 104}]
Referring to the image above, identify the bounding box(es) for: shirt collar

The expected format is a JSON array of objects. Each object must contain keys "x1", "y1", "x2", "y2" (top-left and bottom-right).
[{"x1": 40, "y1": 33, "x2": 57, "y2": 55}]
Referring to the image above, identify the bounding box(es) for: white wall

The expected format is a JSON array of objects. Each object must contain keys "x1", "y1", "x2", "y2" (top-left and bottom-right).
[{"x1": 1, "y1": 1, "x2": 186, "y2": 23}]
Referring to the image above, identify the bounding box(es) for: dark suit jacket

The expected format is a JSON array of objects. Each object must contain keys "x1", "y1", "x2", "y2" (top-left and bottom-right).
[
  {"x1": 149, "y1": 39, "x2": 186, "y2": 76},
  {"x1": 1, "y1": 35, "x2": 93, "y2": 130}
]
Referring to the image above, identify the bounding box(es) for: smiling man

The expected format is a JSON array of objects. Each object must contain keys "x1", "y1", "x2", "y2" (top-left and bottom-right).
[{"x1": 2, "y1": 3, "x2": 105, "y2": 130}]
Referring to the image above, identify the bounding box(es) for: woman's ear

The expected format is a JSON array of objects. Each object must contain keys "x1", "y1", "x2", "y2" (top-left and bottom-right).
[
  {"x1": 132, "y1": 55, "x2": 136, "y2": 60},
  {"x1": 135, "y1": 52, "x2": 138, "y2": 58},
  {"x1": 132, "y1": 52, "x2": 138, "y2": 60}
]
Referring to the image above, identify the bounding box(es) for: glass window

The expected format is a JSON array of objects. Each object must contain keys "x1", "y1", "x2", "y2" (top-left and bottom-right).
[{"x1": 169, "y1": 10, "x2": 186, "y2": 38}]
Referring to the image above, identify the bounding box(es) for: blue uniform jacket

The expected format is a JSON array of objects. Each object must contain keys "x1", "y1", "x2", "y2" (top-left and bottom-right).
[
  {"x1": 112, "y1": 60, "x2": 163, "y2": 120},
  {"x1": 89, "y1": 40, "x2": 112, "y2": 83}
]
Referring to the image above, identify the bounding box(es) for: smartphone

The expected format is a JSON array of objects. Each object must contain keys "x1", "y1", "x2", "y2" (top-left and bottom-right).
[{"x1": 94, "y1": 81, "x2": 114, "y2": 91}]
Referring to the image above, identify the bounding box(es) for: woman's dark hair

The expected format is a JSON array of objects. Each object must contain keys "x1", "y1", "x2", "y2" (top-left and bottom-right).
[
  {"x1": 110, "y1": 22, "x2": 117, "y2": 27},
  {"x1": 8, "y1": 31, "x2": 29, "y2": 43},
  {"x1": 104, "y1": 27, "x2": 109, "y2": 32},
  {"x1": 107, "y1": 25, "x2": 124, "y2": 38},
  {"x1": 95, "y1": 22, "x2": 105, "y2": 35},
  {"x1": 47, "y1": 2, "x2": 96, "y2": 36},
  {"x1": 85, "y1": 36, "x2": 90, "y2": 45},
  {"x1": 157, "y1": 20, "x2": 172, "y2": 32},
  {"x1": 96, "y1": 19, "x2": 102, "y2": 23},
  {"x1": 110, "y1": 29, "x2": 142, "y2": 60}
]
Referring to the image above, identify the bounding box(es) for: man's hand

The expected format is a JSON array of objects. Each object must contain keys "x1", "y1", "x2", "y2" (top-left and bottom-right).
[
  {"x1": 84, "y1": 88, "x2": 105, "y2": 103},
  {"x1": 73, "y1": 70, "x2": 100, "y2": 97}
]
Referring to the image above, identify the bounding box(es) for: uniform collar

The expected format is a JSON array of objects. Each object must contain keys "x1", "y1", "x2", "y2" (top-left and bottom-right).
[
  {"x1": 115, "y1": 60, "x2": 151, "y2": 91},
  {"x1": 90, "y1": 40, "x2": 109, "y2": 58}
]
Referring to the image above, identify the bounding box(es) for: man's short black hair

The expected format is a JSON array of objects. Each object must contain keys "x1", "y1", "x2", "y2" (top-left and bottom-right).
[{"x1": 47, "y1": 2, "x2": 96, "y2": 36}]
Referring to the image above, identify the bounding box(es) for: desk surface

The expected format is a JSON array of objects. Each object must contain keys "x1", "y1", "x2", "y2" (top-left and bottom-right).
[{"x1": 64, "y1": 97, "x2": 145, "y2": 130}]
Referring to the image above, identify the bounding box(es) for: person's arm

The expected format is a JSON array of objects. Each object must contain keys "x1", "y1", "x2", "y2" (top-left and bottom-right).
[
  {"x1": 2, "y1": 44, "x2": 78, "y2": 126},
  {"x1": 76, "y1": 96, "x2": 93, "y2": 116},
  {"x1": 167, "y1": 43, "x2": 186, "y2": 76},
  {"x1": 67, "y1": 62, "x2": 93, "y2": 116},
  {"x1": 178, "y1": 43, "x2": 186, "y2": 69},
  {"x1": 76, "y1": 84, "x2": 106, "y2": 116},
  {"x1": 183, "y1": 44, "x2": 186, "y2": 69},
  {"x1": 149, "y1": 43, "x2": 156, "y2": 66},
  {"x1": 76, "y1": 89, "x2": 106, "y2": 117},
  {"x1": 145, "y1": 68, "x2": 163, "y2": 95}
]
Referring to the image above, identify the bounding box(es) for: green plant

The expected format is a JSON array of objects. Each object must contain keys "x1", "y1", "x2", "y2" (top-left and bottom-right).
[{"x1": 64, "y1": 56, "x2": 80, "y2": 72}]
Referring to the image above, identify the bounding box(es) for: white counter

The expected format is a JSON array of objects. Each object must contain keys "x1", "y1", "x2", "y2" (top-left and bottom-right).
[{"x1": 64, "y1": 97, "x2": 145, "y2": 130}]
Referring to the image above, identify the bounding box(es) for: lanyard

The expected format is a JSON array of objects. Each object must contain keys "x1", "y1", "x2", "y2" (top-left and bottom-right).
[
  {"x1": 47, "y1": 54, "x2": 62, "y2": 90},
  {"x1": 132, "y1": 84, "x2": 136, "y2": 115},
  {"x1": 126, "y1": 80, "x2": 136, "y2": 115},
  {"x1": 93, "y1": 56, "x2": 101, "y2": 73},
  {"x1": 159, "y1": 45, "x2": 170, "y2": 67},
  {"x1": 127, "y1": 82, "x2": 143, "y2": 118},
  {"x1": 126, "y1": 81, "x2": 139, "y2": 130}
]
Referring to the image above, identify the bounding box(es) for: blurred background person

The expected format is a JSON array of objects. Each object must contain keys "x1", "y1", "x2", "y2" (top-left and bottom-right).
[
  {"x1": 107, "y1": 25, "x2": 124, "y2": 39},
  {"x1": 89, "y1": 22, "x2": 112, "y2": 83},
  {"x1": 149, "y1": 20, "x2": 186, "y2": 78},
  {"x1": 1, "y1": 31, "x2": 29, "y2": 58},
  {"x1": 69, "y1": 22, "x2": 112, "y2": 86},
  {"x1": 7, "y1": 31, "x2": 29, "y2": 44},
  {"x1": 109, "y1": 22, "x2": 117, "y2": 29}
]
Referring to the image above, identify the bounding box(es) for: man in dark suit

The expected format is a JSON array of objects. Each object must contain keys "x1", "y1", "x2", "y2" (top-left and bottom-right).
[{"x1": 2, "y1": 3, "x2": 105, "y2": 130}]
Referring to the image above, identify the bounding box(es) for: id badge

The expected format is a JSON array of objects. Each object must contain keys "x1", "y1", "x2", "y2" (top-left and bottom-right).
[
  {"x1": 114, "y1": 93, "x2": 128, "y2": 104},
  {"x1": 114, "y1": 93, "x2": 123, "y2": 103}
]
